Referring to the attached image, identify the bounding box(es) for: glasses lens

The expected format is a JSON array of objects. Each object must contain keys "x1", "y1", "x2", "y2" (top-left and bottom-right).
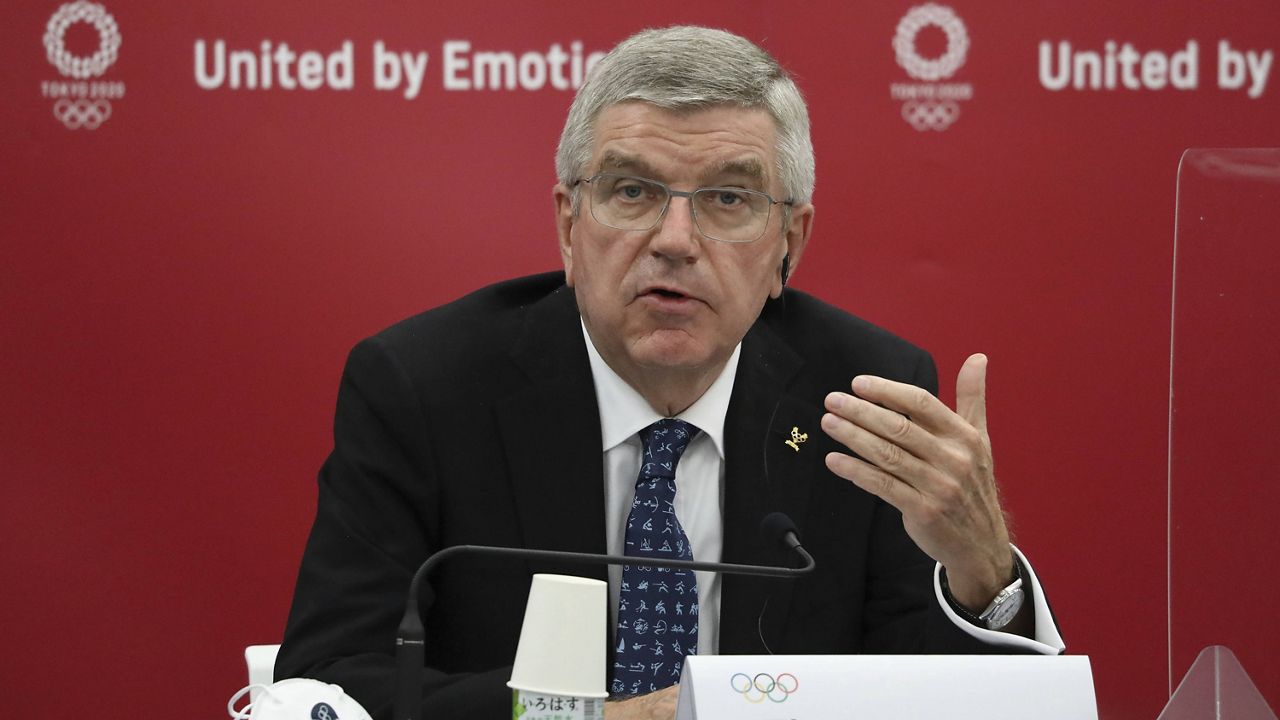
[
  {"x1": 585, "y1": 174, "x2": 774, "y2": 242},
  {"x1": 589, "y1": 174, "x2": 668, "y2": 231},
  {"x1": 692, "y1": 187, "x2": 771, "y2": 243}
]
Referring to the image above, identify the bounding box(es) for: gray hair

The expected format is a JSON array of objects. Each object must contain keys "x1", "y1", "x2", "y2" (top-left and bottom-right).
[{"x1": 555, "y1": 26, "x2": 815, "y2": 206}]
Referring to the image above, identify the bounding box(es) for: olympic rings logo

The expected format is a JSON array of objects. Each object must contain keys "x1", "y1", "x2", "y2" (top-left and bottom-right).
[
  {"x1": 729, "y1": 672, "x2": 799, "y2": 703},
  {"x1": 44, "y1": 1, "x2": 121, "y2": 79},
  {"x1": 893, "y1": 3, "x2": 969, "y2": 82},
  {"x1": 53, "y1": 98, "x2": 112, "y2": 130},
  {"x1": 901, "y1": 100, "x2": 959, "y2": 131}
]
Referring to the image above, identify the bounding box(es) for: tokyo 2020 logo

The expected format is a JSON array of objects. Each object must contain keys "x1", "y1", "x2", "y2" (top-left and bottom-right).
[
  {"x1": 40, "y1": 2, "x2": 126, "y2": 130},
  {"x1": 889, "y1": 3, "x2": 974, "y2": 132}
]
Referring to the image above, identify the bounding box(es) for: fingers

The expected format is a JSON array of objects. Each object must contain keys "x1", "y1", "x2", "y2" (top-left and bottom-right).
[
  {"x1": 824, "y1": 389, "x2": 936, "y2": 461},
  {"x1": 821, "y1": 397, "x2": 939, "y2": 485},
  {"x1": 823, "y1": 388, "x2": 975, "y2": 482},
  {"x1": 821, "y1": 356, "x2": 993, "y2": 505},
  {"x1": 846, "y1": 374, "x2": 963, "y2": 437},
  {"x1": 842, "y1": 355, "x2": 989, "y2": 442}
]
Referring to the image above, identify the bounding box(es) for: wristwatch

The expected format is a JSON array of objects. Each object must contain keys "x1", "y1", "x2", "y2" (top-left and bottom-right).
[{"x1": 940, "y1": 557, "x2": 1025, "y2": 631}]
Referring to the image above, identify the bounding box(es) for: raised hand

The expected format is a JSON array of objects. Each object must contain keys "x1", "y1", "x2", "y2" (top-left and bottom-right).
[{"x1": 820, "y1": 353, "x2": 1016, "y2": 612}]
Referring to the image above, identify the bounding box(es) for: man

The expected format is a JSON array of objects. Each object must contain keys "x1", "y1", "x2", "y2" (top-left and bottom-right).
[{"x1": 277, "y1": 26, "x2": 1064, "y2": 720}]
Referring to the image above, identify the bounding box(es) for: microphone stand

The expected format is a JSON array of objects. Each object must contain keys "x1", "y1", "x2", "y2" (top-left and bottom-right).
[{"x1": 394, "y1": 517, "x2": 815, "y2": 720}]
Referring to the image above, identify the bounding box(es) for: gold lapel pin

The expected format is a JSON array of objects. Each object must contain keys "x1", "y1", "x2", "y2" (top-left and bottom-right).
[{"x1": 785, "y1": 426, "x2": 808, "y2": 452}]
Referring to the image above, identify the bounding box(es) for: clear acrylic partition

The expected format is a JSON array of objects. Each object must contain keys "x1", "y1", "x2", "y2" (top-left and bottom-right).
[
  {"x1": 1168, "y1": 149, "x2": 1280, "y2": 716},
  {"x1": 1159, "y1": 647, "x2": 1276, "y2": 720}
]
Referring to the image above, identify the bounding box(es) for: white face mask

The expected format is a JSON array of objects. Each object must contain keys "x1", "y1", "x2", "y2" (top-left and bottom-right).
[{"x1": 227, "y1": 678, "x2": 373, "y2": 720}]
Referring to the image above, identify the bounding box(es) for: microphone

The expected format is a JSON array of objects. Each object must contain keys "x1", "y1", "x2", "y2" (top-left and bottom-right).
[
  {"x1": 393, "y1": 513, "x2": 814, "y2": 720},
  {"x1": 759, "y1": 511, "x2": 802, "y2": 552}
]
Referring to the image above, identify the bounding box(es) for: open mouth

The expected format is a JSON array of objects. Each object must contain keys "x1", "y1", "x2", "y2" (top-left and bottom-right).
[
  {"x1": 649, "y1": 288, "x2": 686, "y2": 299},
  {"x1": 639, "y1": 284, "x2": 701, "y2": 310}
]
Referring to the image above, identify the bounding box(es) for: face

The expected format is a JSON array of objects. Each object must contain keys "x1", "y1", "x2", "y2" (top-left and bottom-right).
[{"x1": 554, "y1": 103, "x2": 813, "y2": 390}]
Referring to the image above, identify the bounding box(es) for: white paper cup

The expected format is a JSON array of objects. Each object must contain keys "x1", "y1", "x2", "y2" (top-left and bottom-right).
[{"x1": 507, "y1": 574, "x2": 609, "y2": 698}]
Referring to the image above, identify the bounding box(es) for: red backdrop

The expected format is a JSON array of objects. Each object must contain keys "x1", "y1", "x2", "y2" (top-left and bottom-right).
[{"x1": 2, "y1": 2, "x2": 1278, "y2": 718}]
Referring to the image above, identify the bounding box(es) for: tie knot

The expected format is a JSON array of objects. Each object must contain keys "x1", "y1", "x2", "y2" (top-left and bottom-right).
[{"x1": 638, "y1": 419, "x2": 700, "y2": 479}]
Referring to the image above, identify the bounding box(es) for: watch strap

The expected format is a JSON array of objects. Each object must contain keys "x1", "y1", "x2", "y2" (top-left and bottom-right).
[{"x1": 939, "y1": 553, "x2": 1023, "y2": 628}]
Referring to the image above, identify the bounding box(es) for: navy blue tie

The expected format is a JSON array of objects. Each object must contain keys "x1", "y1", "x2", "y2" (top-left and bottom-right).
[{"x1": 612, "y1": 418, "x2": 701, "y2": 696}]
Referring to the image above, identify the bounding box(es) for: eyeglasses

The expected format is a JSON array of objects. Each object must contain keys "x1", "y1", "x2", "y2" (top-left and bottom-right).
[{"x1": 575, "y1": 173, "x2": 793, "y2": 244}]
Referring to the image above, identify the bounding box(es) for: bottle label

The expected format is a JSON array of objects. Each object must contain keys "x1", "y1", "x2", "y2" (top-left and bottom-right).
[{"x1": 512, "y1": 690, "x2": 604, "y2": 720}]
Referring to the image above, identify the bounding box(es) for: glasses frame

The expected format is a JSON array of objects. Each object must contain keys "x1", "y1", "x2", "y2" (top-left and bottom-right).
[{"x1": 575, "y1": 173, "x2": 795, "y2": 244}]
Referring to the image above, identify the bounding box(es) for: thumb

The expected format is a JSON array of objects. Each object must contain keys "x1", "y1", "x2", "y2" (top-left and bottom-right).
[{"x1": 956, "y1": 353, "x2": 988, "y2": 430}]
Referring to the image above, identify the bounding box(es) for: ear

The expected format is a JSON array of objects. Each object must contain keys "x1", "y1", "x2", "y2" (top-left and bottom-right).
[
  {"x1": 770, "y1": 202, "x2": 814, "y2": 299},
  {"x1": 553, "y1": 183, "x2": 577, "y2": 286}
]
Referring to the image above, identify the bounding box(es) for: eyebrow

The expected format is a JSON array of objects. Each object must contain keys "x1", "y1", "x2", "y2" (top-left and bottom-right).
[
  {"x1": 597, "y1": 151, "x2": 658, "y2": 178},
  {"x1": 594, "y1": 151, "x2": 770, "y2": 189},
  {"x1": 701, "y1": 158, "x2": 768, "y2": 188}
]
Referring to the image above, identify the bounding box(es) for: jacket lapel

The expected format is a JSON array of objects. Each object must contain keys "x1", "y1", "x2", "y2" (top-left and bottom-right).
[
  {"x1": 719, "y1": 320, "x2": 825, "y2": 653},
  {"x1": 495, "y1": 286, "x2": 609, "y2": 582}
]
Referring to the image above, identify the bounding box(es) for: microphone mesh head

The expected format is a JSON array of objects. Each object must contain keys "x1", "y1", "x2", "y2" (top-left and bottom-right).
[{"x1": 759, "y1": 512, "x2": 798, "y2": 548}]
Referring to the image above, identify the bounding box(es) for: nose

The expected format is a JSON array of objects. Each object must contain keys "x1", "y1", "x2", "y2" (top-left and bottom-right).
[{"x1": 648, "y1": 193, "x2": 701, "y2": 262}]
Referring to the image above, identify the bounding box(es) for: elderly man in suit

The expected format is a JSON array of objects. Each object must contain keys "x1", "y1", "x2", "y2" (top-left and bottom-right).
[{"x1": 277, "y1": 25, "x2": 1064, "y2": 720}]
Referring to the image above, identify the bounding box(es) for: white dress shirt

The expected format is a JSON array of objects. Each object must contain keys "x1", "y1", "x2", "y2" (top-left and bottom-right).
[{"x1": 581, "y1": 321, "x2": 1065, "y2": 655}]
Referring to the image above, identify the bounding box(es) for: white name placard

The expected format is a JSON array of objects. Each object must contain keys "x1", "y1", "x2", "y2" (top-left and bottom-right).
[{"x1": 675, "y1": 655, "x2": 1097, "y2": 720}]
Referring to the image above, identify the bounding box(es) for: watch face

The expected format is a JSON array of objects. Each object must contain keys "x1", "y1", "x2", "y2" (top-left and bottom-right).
[{"x1": 983, "y1": 588, "x2": 1025, "y2": 630}]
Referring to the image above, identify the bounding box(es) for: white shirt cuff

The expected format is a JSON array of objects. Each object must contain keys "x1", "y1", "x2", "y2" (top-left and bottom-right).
[{"x1": 932, "y1": 544, "x2": 1066, "y2": 654}]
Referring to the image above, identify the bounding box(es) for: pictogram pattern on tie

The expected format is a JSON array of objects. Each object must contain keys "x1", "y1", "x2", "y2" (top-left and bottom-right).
[{"x1": 613, "y1": 418, "x2": 701, "y2": 696}]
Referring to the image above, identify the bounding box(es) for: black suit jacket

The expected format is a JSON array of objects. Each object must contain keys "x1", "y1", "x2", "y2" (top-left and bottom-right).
[{"x1": 278, "y1": 272, "x2": 1015, "y2": 719}]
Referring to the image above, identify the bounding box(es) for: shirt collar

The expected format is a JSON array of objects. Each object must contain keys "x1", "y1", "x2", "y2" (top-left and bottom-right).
[{"x1": 582, "y1": 319, "x2": 738, "y2": 459}]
